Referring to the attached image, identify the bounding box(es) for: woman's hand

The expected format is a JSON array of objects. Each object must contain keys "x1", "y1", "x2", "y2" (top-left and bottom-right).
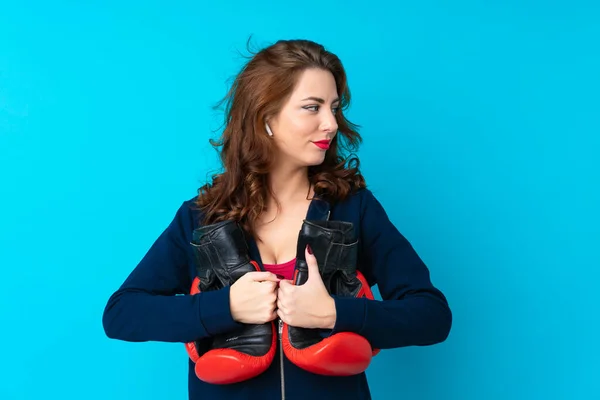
[
  {"x1": 229, "y1": 271, "x2": 282, "y2": 324},
  {"x1": 277, "y1": 245, "x2": 337, "y2": 329}
]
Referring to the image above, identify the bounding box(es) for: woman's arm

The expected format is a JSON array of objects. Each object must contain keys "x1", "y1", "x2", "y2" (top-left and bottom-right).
[
  {"x1": 330, "y1": 189, "x2": 452, "y2": 349},
  {"x1": 102, "y1": 201, "x2": 242, "y2": 343}
]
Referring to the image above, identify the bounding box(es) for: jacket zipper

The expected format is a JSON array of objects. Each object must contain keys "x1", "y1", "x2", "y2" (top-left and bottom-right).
[
  {"x1": 276, "y1": 208, "x2": 328, "y2": 399},
  {"x1": 279, "y1": 318, "x2": 285, "y2": 399}
]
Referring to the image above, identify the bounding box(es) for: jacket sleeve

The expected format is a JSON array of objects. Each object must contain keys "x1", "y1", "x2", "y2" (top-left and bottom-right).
[
  {"x1": 102, "y1": 201, "x2": 242, "y2": 343},
  {"x1": 330, "y1": 189, "x2": 452, "y2": 349}
]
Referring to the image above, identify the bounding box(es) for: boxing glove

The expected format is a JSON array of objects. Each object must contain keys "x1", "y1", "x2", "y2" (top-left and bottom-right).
[
  {"x1": 282, "y1": 220, "x2": 379, "y2": 376},
  {"x1": 184, "y1": 220, "x2": 276, "y2": 384}
]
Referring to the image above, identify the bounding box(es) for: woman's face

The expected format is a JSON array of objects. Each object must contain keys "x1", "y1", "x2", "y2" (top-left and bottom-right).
[{"x1": 267, "y1": 68, "x2": 340, "y2": 169}]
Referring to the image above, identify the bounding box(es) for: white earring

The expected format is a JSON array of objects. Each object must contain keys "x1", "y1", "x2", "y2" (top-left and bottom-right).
[{"x1": 265, "y1": 123, "x2": 273, "y2": 137}]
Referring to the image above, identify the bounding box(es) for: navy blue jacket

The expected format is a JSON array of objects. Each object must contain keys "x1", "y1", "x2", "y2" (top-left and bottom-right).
[{"x1": 102, "y1": 188, "x2": 452, "y2": 399}]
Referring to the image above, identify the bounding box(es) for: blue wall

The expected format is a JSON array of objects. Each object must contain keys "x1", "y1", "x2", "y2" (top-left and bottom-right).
[{"x1": 1, "y1": 1, "x2": 598, "y2": 399}]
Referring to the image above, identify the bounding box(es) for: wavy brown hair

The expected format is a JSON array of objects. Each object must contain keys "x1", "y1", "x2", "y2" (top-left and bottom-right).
[{"x1": 195, "y1": 38, "x2": 366, "y2": 237}]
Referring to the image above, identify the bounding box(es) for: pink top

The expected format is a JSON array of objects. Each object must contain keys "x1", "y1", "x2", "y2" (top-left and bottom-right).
[{"x1": 262, "y1": 258, "x2": 296, "y2": 280}]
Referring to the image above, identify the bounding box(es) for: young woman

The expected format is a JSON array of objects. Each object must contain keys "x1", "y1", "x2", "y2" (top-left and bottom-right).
[{"x1": 102, "y1": 39, "x2": 452, "y2": 400}]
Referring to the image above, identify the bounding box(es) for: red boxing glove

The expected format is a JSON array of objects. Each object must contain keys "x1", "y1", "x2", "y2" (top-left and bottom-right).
[
  {"x1": 184, "y1": 220, "x2": 276, "y2": 384},
  {"x1": 282, "y1": 220, "x2": 379, "y2": 376}
]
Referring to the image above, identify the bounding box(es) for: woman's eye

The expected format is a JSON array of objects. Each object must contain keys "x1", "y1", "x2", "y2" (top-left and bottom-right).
[{"x1": 304, "y1": 105, "x2": 340, "y2": 113}]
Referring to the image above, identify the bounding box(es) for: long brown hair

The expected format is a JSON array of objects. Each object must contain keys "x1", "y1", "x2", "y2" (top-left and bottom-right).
[{"x1": 195, "y1": 39, "x2": 366, "y2": 236}]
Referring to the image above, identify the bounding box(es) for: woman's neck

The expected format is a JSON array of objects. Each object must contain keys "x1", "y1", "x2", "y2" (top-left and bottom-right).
[{"x1": 267, "y1": 166, "x2": 312, "y2": 205}]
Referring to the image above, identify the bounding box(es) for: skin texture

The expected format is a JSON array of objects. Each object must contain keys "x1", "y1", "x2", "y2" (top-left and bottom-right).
[{"x1": 268, "y1": 67, "x2": 340, "y2": 171}]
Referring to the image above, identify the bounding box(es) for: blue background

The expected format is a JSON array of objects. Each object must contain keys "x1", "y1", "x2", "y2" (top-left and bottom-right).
[{"x1": 1, "y1": 1, "x2": 599, "y2": 399}]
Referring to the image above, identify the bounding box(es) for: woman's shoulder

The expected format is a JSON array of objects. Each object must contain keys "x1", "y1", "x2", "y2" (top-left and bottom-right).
[
  {"x1": 163, "y1": 194, "x2": 205, "y2": 239},
  {"x1": 331, "y1": 187, "x2": 394, "y2": 232},
  {"x1": 332, "y1": 187, "x2": 380, "y2": 212},
  {"x1": 180, "y1": 194, "x2": 200, "y2": 210}
]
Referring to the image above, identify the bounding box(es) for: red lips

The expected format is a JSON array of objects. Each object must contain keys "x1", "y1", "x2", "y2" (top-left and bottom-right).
[{"x1": 313, "y1": 140, "x2": 330, "y2": 150}]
